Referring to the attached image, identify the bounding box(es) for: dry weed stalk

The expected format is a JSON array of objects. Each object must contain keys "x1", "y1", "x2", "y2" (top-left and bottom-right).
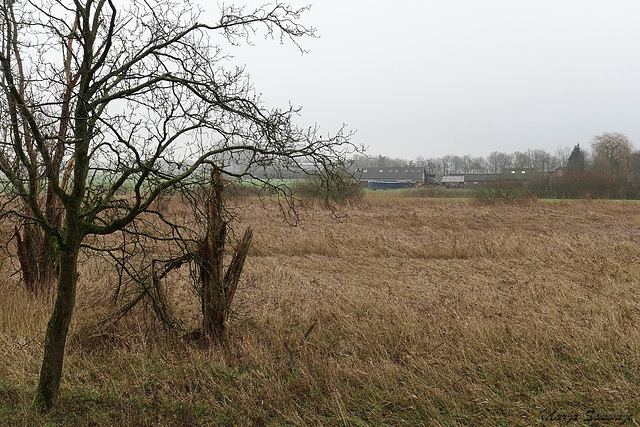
[{"x1": 283, "y1": 320, "x2": 317, "y2": 371}]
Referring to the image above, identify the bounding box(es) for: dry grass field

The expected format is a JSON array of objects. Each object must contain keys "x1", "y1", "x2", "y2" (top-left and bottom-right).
[{"x1": 1, "y1": 195, "x2": 640, "y2": 425}]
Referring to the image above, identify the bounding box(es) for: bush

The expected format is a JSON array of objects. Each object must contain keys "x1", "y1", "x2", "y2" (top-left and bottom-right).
[
  {"x1": 527, "y1": 171, "x2": 640, "y2": 200},
  {"x1": 473, "y1": 181, "x2": 536, "y2": 205},
  {"x1": 291, "y1": 174, "x2": 363, "y2": 203}
]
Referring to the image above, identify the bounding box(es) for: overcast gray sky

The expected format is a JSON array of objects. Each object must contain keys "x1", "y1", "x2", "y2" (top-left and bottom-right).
[{"x1": 219, "y1": 1, "x2": 640, "y2": 160}]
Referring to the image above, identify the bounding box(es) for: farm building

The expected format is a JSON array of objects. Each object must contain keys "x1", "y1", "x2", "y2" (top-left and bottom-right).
[
  {"x1": 441, "y1": 173, "x2": 500, "y2": 188},
  {"x1": 501, "y1": 168, "x2": 537, "y2": 182},
  {"x1": 442, "y1": 169, "x2": 539, "y2": 188},
  {"x1": 356, "y1": 167, "x2": 436, "y2": 190},
  {"x1": 549, "y1": 167, "x2": 566, "y2": 179}
]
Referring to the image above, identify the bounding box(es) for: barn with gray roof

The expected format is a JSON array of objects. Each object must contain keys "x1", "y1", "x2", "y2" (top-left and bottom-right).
[{"x1": 356, "y1": 167, "x2": 436, "y2": 189}]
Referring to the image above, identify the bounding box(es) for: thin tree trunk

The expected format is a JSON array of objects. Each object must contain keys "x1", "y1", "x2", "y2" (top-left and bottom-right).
[
  {"x1": 32, "y1": 244, "x2": 79, "y2": 412},
  {"x1": 15, "y1": 225, "x2": 36, "y2": 292}
]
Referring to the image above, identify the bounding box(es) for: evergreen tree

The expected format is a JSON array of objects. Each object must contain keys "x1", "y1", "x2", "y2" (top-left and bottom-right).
[{"x1": 566, "y1": 144, "x2": 586, "y2": 172}]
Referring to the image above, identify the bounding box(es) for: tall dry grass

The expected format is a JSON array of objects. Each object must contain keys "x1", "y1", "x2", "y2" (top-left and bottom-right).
[{"x1": 1, "y1": 195, "x2": 640, "y2": 425}]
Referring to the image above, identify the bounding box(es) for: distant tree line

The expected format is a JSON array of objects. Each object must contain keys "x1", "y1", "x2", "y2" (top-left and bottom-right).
[
  {"x1": 529, "y1": 133, "x2": 640, "y2": 199},
  {"x1": 351, "y1": 148, "x2": 568, "y2": 176},
  {"x1": 351, "y1": 132, "x2": 640, "y2": 179},
  {"x1": 353, "y1": 132, "x2": 640, "y2": 199}
]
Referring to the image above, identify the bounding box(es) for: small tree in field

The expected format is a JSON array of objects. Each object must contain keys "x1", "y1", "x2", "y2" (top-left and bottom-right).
[{"x1": 0, "y1": 0, "x2": 355, "y2": 412}]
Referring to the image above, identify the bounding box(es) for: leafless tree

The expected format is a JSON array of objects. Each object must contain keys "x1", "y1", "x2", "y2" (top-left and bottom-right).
[
  {"x1": 487, "y1": 151, "x2": 513, "y2": 173},
  {"x1": 555, "y1": 145, "x2": 573, "y2": 168},
  {"x1": 591, "y1": 132, "x2": 633, "y2": 177},
  {"x1": 529, "y1": 149, "x2": 554, "y2": 172},
  {"x1": 0, "y1": 0, "x2": 356, "y2": 412},
  {"x1": 513, "y1": 151, "x2": 532, "y2": 169},
  {"x1": 0, "y1": 0, "x2": 72, "y2": 294}
]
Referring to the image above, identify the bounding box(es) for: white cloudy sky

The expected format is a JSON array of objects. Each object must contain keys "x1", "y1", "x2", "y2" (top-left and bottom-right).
[{"x1": 213, "y1": 1, "x2": 640, "y2": 160}]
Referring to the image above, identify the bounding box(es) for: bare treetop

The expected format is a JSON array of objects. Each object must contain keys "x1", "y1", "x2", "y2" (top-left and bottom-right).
[{"x1": 1, "y1": 0, "x2": 354, "y2": 240}]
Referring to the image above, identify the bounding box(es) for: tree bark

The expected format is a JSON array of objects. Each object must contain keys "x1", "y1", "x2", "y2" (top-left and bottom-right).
[
  {"x1": 32, "y1": 244, "x2": 79, "y2": 412},
  {"x1": 201, "y1": 170, "x2": 227, "y2": 343},
  {"x1": 222, "y1": 227, "x2": 253, "y2": 323},
  {"x1": 199, "y1": 170, "x2": 253, "y2": 345},
  {"x1": 15, "y1": 224, "x2": 58, "y2": 295}
]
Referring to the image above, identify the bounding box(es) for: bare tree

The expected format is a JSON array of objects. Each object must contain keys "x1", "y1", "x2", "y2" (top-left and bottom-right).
[
  {"x1": 424, "y1": 158, "x2": 440, "y2": 175},
  {"x1": 529, "y1": 149, "x2": 553, "y2": 172},
  {"x1": 555, "y1": 145, "x2": 573, "y2": 168},
  {"x1": 0, "y1": 0, "x2": 355, "y2": 412},
  {"x1": 487, "y1": 151, "x2": 513, "y2": 173},
  {"x1": 0, "y1": 0, "x2": 73, "y2": 294},
  {"x1": 513, "y1": 151, "x2": 532, "y2": 169},
  {"x1": 440, "y1": 155, "x2": 453, "y2": 175},
  {"x1": 467, "y1": 156, "x2": 488, "y2": 173},
  {"x1": 591, "y1": 132, "x2": 633, "y2": 177}
]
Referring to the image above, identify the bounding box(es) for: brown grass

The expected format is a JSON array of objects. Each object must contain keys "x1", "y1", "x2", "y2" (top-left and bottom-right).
[{"x1": 2, "y1": 196, "x2": 640, "y2": 425}]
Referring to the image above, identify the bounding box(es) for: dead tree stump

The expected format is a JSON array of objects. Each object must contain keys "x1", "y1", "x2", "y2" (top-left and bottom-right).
[{"x1": 200, "y1": 169, "x2": 252, "y2": 345}]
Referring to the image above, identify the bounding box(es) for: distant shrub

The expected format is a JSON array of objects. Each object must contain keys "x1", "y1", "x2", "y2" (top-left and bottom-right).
[
  {"x1": 473, "y1": 181, "x2": 536, "y2": 205},
  {"x1": 225, "y1": 181, "x2": 266, "y2": 198},
  {"x1": 291, "y1": 174, "x2": 363, "y2": 203},
  {"x1": 222, "y1": 174, "x2": 363, "y2": 203},
  {"x1": 225, "y1": 179, "x2": 299, "y2": 199}
]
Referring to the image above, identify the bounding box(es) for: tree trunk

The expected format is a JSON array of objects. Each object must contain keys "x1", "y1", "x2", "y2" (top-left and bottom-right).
[
  {"x1": 199, "y1": 170, "x2": 252, "y2": 345},
  {"x1": 15, "y1": 219, "x2": 59, "y2": 296},
  {"x1": 32, "y1": 244, "x2": 79, "y2": 412},
  {"x1": 15, "y1": 225, "x2": 36, "y2": 292},
  {"x1": 201, "y1": 170, "x2": 227, "y2": 343}
]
